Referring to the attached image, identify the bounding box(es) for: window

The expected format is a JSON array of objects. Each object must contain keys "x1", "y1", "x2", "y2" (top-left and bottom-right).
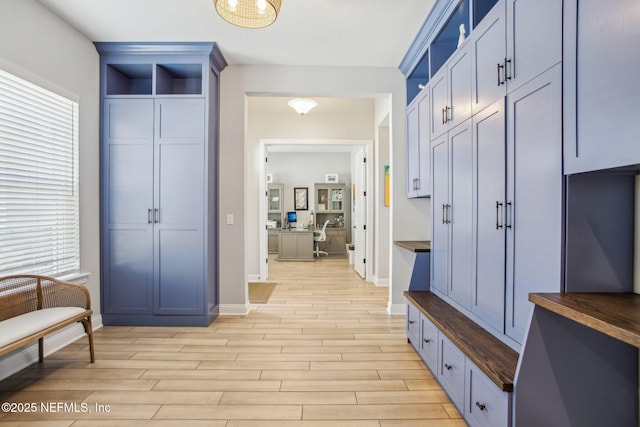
[{"x1": 0, "y1": 68, "x2": 80, "y2": 277}]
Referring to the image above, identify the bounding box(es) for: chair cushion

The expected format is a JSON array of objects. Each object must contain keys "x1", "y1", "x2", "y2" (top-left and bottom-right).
[{"x1": 0, "y1": 307, "x2": 86, "y2": 347}]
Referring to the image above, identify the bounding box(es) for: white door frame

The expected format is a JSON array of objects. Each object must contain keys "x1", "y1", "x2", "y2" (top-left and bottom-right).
[{"x1": 258, "y1": 138, "x2": 374, "y2": 282}]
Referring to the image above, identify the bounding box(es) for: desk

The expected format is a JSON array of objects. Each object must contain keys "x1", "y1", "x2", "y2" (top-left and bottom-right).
[{"x1": 278, "y1": 229, "x2": 314, "y2": 261}]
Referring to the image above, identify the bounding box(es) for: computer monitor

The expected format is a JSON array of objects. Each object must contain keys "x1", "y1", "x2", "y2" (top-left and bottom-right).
[{"x1": 287, "y1": 211, "x2": 297, "y2": 224}]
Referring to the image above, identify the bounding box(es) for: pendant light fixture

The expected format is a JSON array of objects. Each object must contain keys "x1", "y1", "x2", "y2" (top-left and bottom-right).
[
  {"x1": 288, "y1": 98, "x2": 318, "y2": 116},
  {"x1": 215, "y1": 0, "x2": 282, "y2": 29}
]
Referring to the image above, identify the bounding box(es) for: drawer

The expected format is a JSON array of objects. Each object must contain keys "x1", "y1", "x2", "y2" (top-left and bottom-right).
[
  {"x1": 419, "y1": 314, "x2": 439, "y2": 373},
  {"x1": 439, "y1": 334, "x2": 465, "y2": 412},
  {"x1": 465, "y1": 359, "x2": 511, "y2": 427},
  {"x1": 406, "y1": 303, "x2": 420, "y2": 349}
]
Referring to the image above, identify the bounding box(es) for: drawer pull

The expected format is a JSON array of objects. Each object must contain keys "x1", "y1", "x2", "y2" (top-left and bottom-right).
[
  {"x1": 444, "y1": 363, "x2": 453, "y2": 371},
  {"x1": 423, "y1": 338, "x2": 431, "y2": 343},
  {"x1": 408, "y1": 320, "x2": 415, "y2": 324},
  {"x1": 475, "y1": 402, "x2": 486, "y2": 411}
]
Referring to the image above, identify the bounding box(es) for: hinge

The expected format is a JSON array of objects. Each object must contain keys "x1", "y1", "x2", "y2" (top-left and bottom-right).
[
  {"x1": 363, "y1": 157, "x2": 367, "y2": 163},
  {"x1": 265, "y1": 225, "x2": 268, "y2": 230},
  {"x1": 363, "y1": 191, "x2": 367, "y2": 197},
  {"x1": 266, "y1": 257, "x2": 268, "y2": 264},
  {"x1": 265, "y1": 191, "x2": 268, "y2": 197},
  {"x1": 363, "y1": 258, "x2": 366, "y2": 264},
  {"x1": 364, "y1": 225, "x2": 367, "y2": 230},
  {"x1": 265, "y1": 157, "x2": 268, "y2": 163}
]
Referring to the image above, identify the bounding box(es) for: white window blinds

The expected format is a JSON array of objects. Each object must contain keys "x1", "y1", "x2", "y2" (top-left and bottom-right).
[{"x1": 0, "y1": 68, "x2": 80, "y2": 277}]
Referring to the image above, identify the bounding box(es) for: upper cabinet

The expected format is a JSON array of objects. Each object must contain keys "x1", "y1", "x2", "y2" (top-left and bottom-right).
[
  {"x1": 472, "y1": 0, "x2": 563, "y2": 114},
  {"x1": 563, "y1": 0, "x2": 640, "y2": 174},
  {"x1": 406, "y1": 87, "x2": 431, "y2": 198}
]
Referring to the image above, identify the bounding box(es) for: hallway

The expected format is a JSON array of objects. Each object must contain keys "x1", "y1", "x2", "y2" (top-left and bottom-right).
[{"x1": 0, "y1": 258, "x2": 463, "y2": 425}]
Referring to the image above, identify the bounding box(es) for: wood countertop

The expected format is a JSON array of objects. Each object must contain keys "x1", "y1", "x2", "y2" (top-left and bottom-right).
[
  {"x1": 529, "y1": 293, "x2": 640, "y2": 348},
  {"x1": 394, "y1": 241, "x2": 431, "y2": 252}
]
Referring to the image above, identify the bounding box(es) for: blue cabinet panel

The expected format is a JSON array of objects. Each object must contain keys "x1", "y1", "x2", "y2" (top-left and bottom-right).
[
  {"x1": 448, "y1": 122, "x2": 473, "y2": 309},
  {"x1": 505, "y1": 65, "x2": 563, "y2": 342},
  {"x1": 431, "y1": 136, "x2": 449, "y2": 294},
  {"x1": 105, "y1": 229, "x2": 153, "y2": 314},
  {"x1": 473, "y1": 100, "x2": 506, "y2": 332}
]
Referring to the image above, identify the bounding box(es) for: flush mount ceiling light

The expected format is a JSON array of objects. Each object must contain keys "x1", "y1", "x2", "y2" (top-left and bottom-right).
[
  {"x1": 288, "y1": 98, "x2": 318, "y2": 115},
  {"x1": 215, "y1": 0, "x2": 282, "y2": 29}
]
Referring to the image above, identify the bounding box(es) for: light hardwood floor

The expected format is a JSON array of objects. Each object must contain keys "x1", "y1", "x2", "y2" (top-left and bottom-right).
[{"x1": 0, "y1": 258, "x2": 464, "y2": 426}]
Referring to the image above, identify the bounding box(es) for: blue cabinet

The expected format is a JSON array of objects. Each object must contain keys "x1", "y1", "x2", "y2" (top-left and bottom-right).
[
  {"x1": 406, "y1": 87, "x2": 431, "y2": 198},
  {"x1": 563, "y1": 0, "x2": 640, "y2": 173},
  {"x1": 96, "y1": 43, "x2": 227, "y2": 326}
]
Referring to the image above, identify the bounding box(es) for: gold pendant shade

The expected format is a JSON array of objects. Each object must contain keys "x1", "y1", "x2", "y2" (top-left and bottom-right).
[{"x1": 215, "y1": 0, "x2": 282, "y2": 29}]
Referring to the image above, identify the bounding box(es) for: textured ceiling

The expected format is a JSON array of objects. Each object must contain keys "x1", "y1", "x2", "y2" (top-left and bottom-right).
[{"x1": 37, "y1": 0, "x2": 435, "y2": 67}]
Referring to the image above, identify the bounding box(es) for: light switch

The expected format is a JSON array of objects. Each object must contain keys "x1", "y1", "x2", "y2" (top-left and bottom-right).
[{"x1": 226, "y1": 214, "x2": 234, "y2": 225}]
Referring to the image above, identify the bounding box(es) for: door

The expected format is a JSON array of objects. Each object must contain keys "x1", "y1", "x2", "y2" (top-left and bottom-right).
[
  {"x1": 505, "y1": 65, "x2": 563, "y2": 343},
  {"x1": 472, "y1": 0, "x2": 507, "y2": 114},
  {"x1": 154, "y1": 98, "x2": 205, "y2": 315},
  {"x1": 448, "y1": 121, "x2": 473, "y2": 309},
  {"x1": 102, "y1": 98, "x2": 154, "y2": 314},
  {"x1": 431, "y1": 135, "x2": 449, "y2": 294},
  {"x1": 354, "y1": 147, "x2": 367, "y2": 278},
  {"x1": 473, "y1": 99, "x2": 506, "y2": 332}
]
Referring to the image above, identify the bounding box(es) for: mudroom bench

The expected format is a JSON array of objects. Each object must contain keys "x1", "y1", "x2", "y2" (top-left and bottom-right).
[
  {"x1": 404, "y1": 291, "x2": 518, "y2": 427},
  {"x1": 0, "y1": 275, "x2": 95, "y2": 363}
]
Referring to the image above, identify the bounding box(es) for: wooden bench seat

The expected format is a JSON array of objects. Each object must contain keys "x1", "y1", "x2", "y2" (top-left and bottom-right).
[
  {"x1": 404, "y1": 290, "x2": 518, "y2": 391},
  {"x1": 0, "y1": 275, "x2": 95, "y2": 363}
]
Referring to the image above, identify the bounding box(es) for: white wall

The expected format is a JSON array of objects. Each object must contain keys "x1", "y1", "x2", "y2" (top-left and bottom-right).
[
  {"x1": 0, "y1": 0, "x2": 100, "y2": 374},
  {"x1": 220, "y1": 64, "x2": 424, "y2": 312},
  {"x1": 0, "y1": 0, "x2": 100, "y2": 311},
  {"x1": 374, "y1": 115, "x2": 391, "y2": 284}
]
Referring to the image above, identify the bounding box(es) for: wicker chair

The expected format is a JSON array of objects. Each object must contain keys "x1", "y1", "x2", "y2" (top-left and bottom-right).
[{"x1": 0, "y1": 275, "x2": 95, "y2": 363}]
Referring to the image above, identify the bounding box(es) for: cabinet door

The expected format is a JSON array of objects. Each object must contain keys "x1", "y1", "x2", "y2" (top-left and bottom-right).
[
  {"x1": 430, "y1": 70, "x2": 449, "y2": 140},
  {"x1": 473, "y1": 100, "x2": 506, "y2": 332},
  {"x1": 505, "y1": 65, "x2": 563, "y2": 343},
  {"x1": 406, "y1": 99, "x2": 420, "y2": 198},
  {"x1": 448, "y1": 45, "x2": 473, "y2": 128},
  {"x1": 416, "y1": 89, "x2": 431, "y2": 197},
  {"x1": 472, "y1": 0, "x2": 507, "y2": 114},
  {"x1": 102, "y1": 99, "x2": 154, "y2": 314},
  {"x1": 448, "y1": 121, "x2": 474, "y2": 309},
  {"x1": 563, "y1": 0, "x2": 640, "y2": 173},
  {"x1": 431, "y1": 136, "x2": 449, "y2": 295},
  {"x1": 154, "y1": 98, "x2": 205, "y2": 315},
  {"x1": 507, "y1": 0, "x2": 562, "y2": 93}
]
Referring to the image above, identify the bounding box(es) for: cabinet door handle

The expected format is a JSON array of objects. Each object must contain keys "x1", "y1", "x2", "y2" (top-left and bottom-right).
[
  {"x1": 148, "y1": 208, "x2": 153, "y2": 224},
  {"x1": 497, "y1": 63, "x2": 504, "y2": 86},
  {"x1": 408, "y1": 320, "x2": 415, "y2": 324},
  {"x1": 446, "y1": 204, "x2": 452, "y2": 224},
  {"x1": 154, "y1": 208, "x2": 159, "y2": 224},
  {"x1": 475, "y1": 402, "x2": 487, "y2": 411},
  {"x1": 496, "y1": 201, "x2": 504, "y2": 229},
  {"x1": 445, "y1": 106, "x2": 451, "y2": 123},
  {"x1": 442, "y1": 107, "x2": 447, "y2": 124},
  {"x1": 444, "y1": 363, "x2": 453, "y2": 371},
  {"x1": 506, "y1": 201, "x2": 513, "y2": 229},
  {"x1": 423, "y1": 338, "x2": 431, "y2": 343},
  {"x1": 442, "y1": 204, "x2": 447, "y2": 224},
  {"x1": 415, "y1": 178, "x2": 420, "y2": 190},
  {"x1": 504, "y1": 58, "x2": 512, "y2": 81}
]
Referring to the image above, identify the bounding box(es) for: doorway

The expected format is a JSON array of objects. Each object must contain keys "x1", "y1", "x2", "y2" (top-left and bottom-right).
[{"x1": 258, "y1": 140, "x2": 373, "y2": 282}]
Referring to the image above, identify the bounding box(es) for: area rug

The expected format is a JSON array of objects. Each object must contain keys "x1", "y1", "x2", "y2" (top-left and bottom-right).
[{"x1": 248, "y1": 282, "x2": 277, "y2": 303}]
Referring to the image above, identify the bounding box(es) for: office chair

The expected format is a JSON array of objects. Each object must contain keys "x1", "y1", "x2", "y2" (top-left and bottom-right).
[{"x1": 314, "y1": 220, "x2": 330, "y2": 257}]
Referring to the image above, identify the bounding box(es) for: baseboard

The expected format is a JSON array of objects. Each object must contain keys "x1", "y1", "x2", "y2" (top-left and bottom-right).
[
  {"x1": 0, "y1": 314, "x2": 103, "y2": 382},
  {"x1": 373, "y1": 275, "x2": 389, "y2": 287},
  {"x1": 247, "y1": 274, "x2": 261, "y2": 281},
  {"x1": 218, "y1": 303, "x2": 251, "y2": 316},
  {"x1": 387, "y1": 302, "x2": 406, "y2": 316}
]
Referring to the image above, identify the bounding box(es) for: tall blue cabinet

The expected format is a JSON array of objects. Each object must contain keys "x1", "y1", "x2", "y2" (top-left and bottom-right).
[{"x1": 95, "y1": 42, "x2": 227, "y2": 326}]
